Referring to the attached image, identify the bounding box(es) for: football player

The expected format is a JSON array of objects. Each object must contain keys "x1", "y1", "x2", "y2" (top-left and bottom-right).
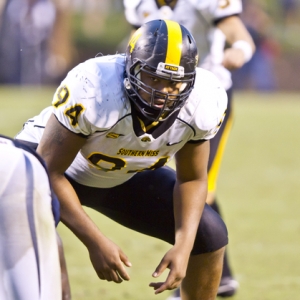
[
  {"x1": 0, "y1": 135, "x2": 70, "y2": 300},
  {"x1": 123, "y1": 0, "x2": 256, "y2": 297},
  {"x1": 16, "y1": 20, "x2": 228, "y2": 299}
]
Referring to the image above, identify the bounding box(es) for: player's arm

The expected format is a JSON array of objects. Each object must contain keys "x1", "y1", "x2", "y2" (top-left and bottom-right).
[
  {"x1": 173, "y1": 140, "x2": 209, "y2": 259},
  {"x1": 217, "y1": 15, "x2": 255, "y2": 70},
  {"x1": 149, "y1": 140, "x2": 210, "y2": 294},
  {"x1": 37, "y1": 114, "x2": 131, "y2": 283}
]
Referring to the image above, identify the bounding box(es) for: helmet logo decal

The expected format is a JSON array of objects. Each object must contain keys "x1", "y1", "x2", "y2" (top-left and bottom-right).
[
  {"x1": 165, "y1": 65, "x2": 178, "y2": 71},
  {"x1": 165, "y1": 20, "x2": 182, "y2": 65},
  {"x1": 157, "y1": 62, "x2": 184, "y2": 77},
  {"x1": 128, "y1": 28, "x2": 142, "y2": 53}
]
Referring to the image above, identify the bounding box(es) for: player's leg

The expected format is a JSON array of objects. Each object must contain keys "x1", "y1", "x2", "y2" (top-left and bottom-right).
[
  {"x1": 167, "y1": 89, "x2": 236, "y2": 300},
  {"x1": 181, "y1": 247, "x2": 224, "y2": 300},
  {"x1": 207, "y1": 88, "x2": 233, "y2": 205},
  {"x1": 180, "y1": 196, "x2": 227, "y2": 299},
  {"x1": 0, "y1": 146, "x2": 61, "y2": 300},
  {"x1": 69, "y1": 166, "x2": 228, "y2": 299}
]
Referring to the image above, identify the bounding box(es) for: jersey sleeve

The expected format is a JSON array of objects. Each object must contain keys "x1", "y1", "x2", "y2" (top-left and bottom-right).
[
  {"x1": 51, "y1": 63, "x2": 98, "y2": 136},
  {"x1": 51, "y1": 57, "x2": 126, "y2": 136},
  {"x1": 189, "y1": 68, "x2": 228, "y2": 142},
  {"x1": 190, "y1": 0, "x2": 242, "y2": 21},
  {"x1": 213, "y1": 0, "x2": 242, "y2": 20},
  {"x1": 123, "y1": 0, "x2": 143, "y2": 27}
]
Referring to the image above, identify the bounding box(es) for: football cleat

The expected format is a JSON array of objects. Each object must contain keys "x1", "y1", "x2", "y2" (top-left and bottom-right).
[
  {"x1": 217, "y1": 276, "x2": 239, "y2": 298},
  {"x1": 166, "y1": 288, "x2": 180, "y2": 300}
]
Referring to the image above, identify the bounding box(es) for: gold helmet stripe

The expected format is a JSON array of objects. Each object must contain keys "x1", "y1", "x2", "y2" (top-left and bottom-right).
[
  {"x1": 164, "y1": 20, "x2": 182, "y2": 66},
  {"x1": 128, "y1": 27, "x2": 142, "y2": 53}
]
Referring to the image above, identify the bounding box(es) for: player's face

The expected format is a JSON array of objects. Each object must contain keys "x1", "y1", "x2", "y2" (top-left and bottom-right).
[{"x1": 138, "y1": 70, "x2": 185, "y2": 109}]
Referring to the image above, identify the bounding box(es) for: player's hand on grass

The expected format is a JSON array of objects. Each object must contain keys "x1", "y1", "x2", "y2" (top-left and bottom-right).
[
  {"x1": 88, "y1": 236, "x2": 132, "y2": 283},
  {"x1": 149, "y1": 246, "x2": 190, "y2": 294}
]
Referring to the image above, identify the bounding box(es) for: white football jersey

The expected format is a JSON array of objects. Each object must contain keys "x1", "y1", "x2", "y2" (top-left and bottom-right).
[
  {"x1": 16, "y1": 54, "x2": 227, "y2": 188},
  {"x1": 0, "y1": 138, "x2": 61, "y2": 300},
  {"x1": 123, "y1": 0, "x2": 243, "y2": 90}
]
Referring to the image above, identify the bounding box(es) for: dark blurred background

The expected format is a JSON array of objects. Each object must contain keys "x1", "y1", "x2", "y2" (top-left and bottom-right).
[{"x1": 0, "y1": 0, "x2": 299, "y2": 91}]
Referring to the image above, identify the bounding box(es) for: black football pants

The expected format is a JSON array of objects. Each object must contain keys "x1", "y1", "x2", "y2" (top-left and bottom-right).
[{"x1": 66, "y1": 166, "x2": 228, "y2": 255}]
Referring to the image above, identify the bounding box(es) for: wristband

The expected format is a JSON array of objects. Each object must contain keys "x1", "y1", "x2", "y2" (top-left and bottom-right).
[{"x1": 232, "y1": 40, "x2": 253, "y2": 63}]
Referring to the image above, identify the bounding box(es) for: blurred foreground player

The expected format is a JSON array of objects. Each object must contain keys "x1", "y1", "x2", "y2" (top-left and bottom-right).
[{"x1": 0, "y1": 135, "x2": 70, "y2": 300}]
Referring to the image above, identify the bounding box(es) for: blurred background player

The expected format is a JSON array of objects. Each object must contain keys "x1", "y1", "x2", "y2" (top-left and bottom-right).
[
  {"x1": 123, "y1": 0, "x2": 255, "y2": 298},
  {"x1": 0, "y1": 0, "x2": 73, "y2": 85},
  {"x1": 232, "y1": 0, "x2": 280, "y2": 91},
  {"x1": 0, "y1": 0, "x2": 56, "y2": 84},
  {"x1": 0, "y1": 135, "x2": 70, "y2": 300}
]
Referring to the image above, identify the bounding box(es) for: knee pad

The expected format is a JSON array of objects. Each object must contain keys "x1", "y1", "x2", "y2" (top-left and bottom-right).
[{"x1": 191, "y1": 204, "x2": 228, "y2": 255}]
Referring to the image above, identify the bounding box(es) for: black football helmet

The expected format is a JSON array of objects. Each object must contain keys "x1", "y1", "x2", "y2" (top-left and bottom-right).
[{"x1": 124, "y1": 19, "x2": 198, "y2": 122}]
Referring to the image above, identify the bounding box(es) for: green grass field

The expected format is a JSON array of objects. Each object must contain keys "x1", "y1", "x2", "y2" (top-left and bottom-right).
[{"x1": 1, "y1": 86, "x2": 300, "y2": 300}]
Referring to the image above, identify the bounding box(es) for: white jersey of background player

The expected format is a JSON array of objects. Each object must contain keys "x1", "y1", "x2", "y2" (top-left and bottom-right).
[
  {"x1": 16, "y1": 53, "x2": 227, "y2": 188},
  {"x1": 124, "y1": 0, "x2": 242, "y2": 90},
  {"x1": 0, "y1": 137, "x2": 62, "y2": 300}
]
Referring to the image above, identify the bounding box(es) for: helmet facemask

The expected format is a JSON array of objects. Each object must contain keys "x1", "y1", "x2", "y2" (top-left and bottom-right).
[{"x1": 124, "y1": 59, "x2": 195, "y2": 122}]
